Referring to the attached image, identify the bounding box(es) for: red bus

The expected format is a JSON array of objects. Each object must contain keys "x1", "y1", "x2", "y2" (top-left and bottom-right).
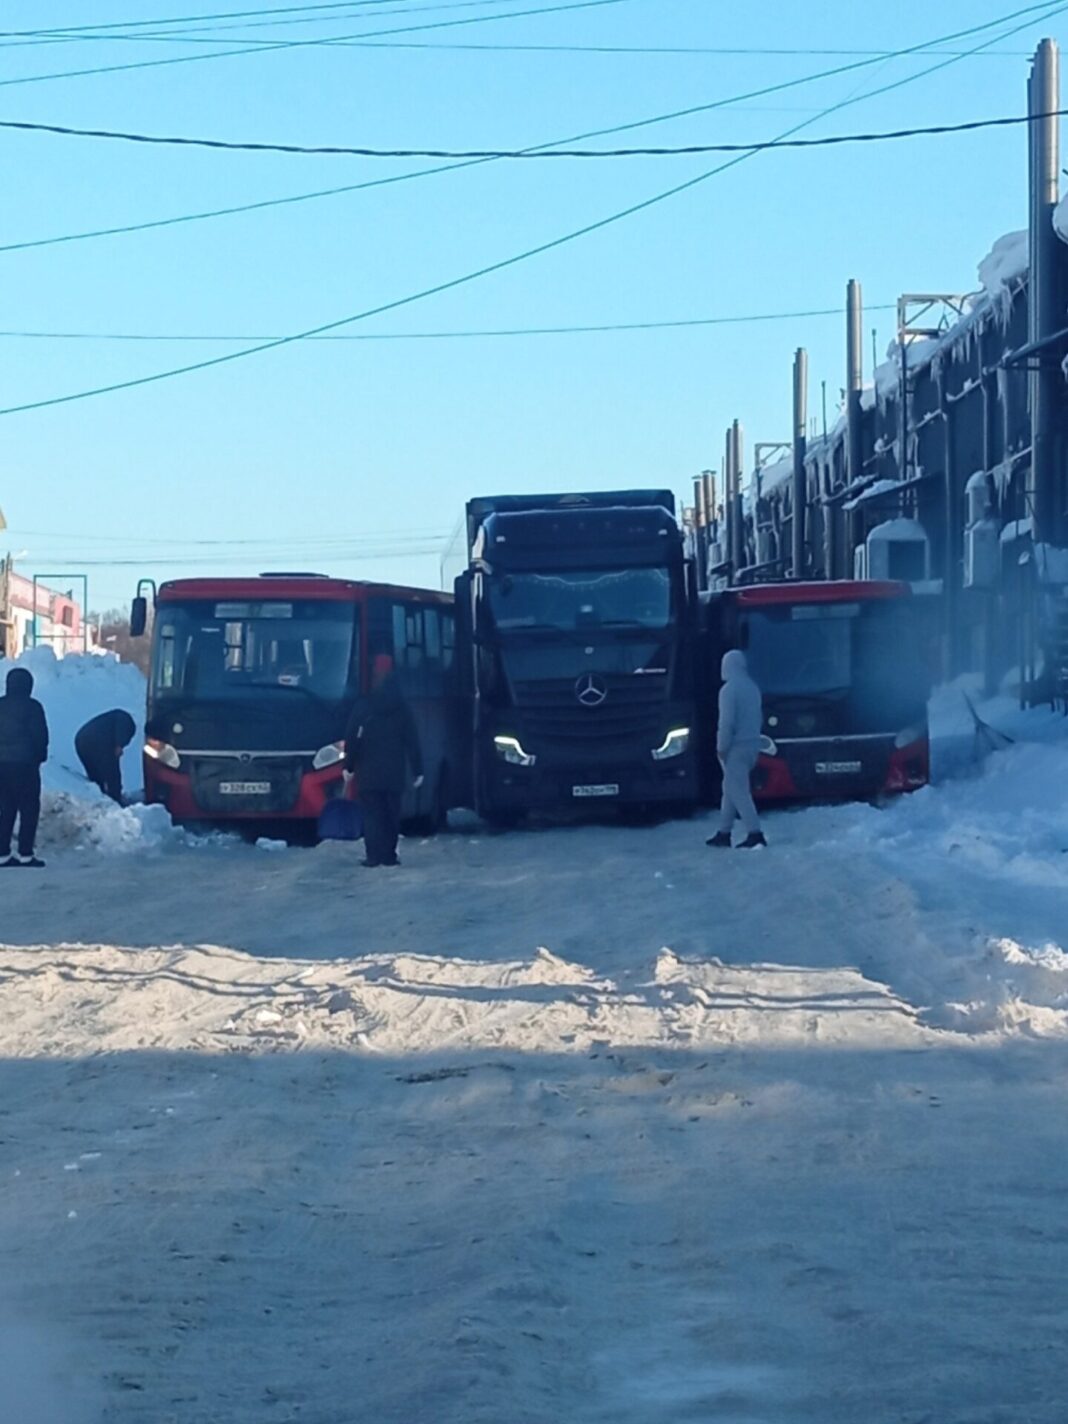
[
  {"x1": 700, "y1": 581, "x2": 932, "y2": 803},
  {"x1": 133, "y1": 575, "x2": 462, "y2": 836}
]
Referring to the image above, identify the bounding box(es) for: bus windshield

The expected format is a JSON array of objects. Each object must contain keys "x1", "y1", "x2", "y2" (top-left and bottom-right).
[
  {"x1": 744, "y1": 599, "x2": 929, "y2": 722},
  {"x1": 152, "y1": 600, "x2": 358, "y2": 702},
  {"x1": 488, "y1": 568, "x2": 671, "y2": 633}
]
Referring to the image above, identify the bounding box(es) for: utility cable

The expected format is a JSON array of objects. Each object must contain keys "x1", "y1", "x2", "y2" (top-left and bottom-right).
[
  {"x1": 3, "y1": 107, "x2": 1064, "y2": 159},
  {"x1": 0, "y1": 306, "x2": 899, "y2": 342},
  {"x1": 1, "y1": 1, "x2": 1059, "y2": 419},
  {"x1": 0, "y1": 0, "x2": 531, "y2": 48},
  {"x1": 0, "y1": 0, "x2": 634, "y2": 87},
  {"x1": 0, "y1": 1, "x2": 413, "y2": 37},
  {"x1": 3, "y1": 3, "x2": 1058, "y2": 257}
]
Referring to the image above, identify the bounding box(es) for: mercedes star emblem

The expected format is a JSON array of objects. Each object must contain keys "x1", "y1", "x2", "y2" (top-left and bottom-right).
[{"x1": 575, "y1": 673, "x2": 608, "y2": 708}]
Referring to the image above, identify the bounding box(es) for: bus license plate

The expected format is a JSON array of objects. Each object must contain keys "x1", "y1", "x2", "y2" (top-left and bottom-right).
[
  {"x1": 572, "y1": 783, "x2": 620, "y2": 798},
  {"x1": 815, "y1": 761, "x2": 862, "y2": 776},
  {"x1": 219, "y1": 781, "x2": 272, "y2": 796}
]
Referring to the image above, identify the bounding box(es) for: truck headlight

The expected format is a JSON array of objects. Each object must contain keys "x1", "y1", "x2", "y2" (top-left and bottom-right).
[
  {"x1": 313, "y1": 741, "x2": 345, "y2": 770},
  {"x1": 760, "y1": 734, "x2": 778, "y2": 757},
  {"x1": 651, "y1": 728, "x2": 690, "y2": 761},
  {"x1": 893, "y1": 724, "x2": 926, "y2": 749},
  {"x1": 145, "y1": 738, "x2": 181, "y2": 770},
  {"x1": 494, "y1": 735, "x2": 536, "y2": 768}
]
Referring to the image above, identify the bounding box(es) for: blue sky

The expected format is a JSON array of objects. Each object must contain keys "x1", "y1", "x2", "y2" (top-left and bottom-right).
[{"x1": 2, "y1": 0, "x2": 1066, "y2": 611}]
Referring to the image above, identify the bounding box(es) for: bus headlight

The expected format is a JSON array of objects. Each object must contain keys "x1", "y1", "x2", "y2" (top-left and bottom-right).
[
  {"x1": 894, "y1": 724, "x2": 926, "y2": 749},
  {"x1": 760, "y1": 734, "x2": 778, "y2": 757},
  {"x1": 313, "y1": 741, "x2": 345, "y2": 770},
  {"x1": 651, "y1": 728, "x2": 690, "y2": 761},
  {"x1": 494, "y1": 735, "x2": 536, "y2": 768},
  {"x1": 145, "y1": 738, "x2": 181, "y2": 770}
]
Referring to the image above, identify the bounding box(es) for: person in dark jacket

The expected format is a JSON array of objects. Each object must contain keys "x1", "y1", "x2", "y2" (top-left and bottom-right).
[
  {"x1": 343, "y1": 655, "x2": 423, "y2": 868},
  {"x1": 75, "y1": 708, "x2": 137, "y2": 805},
  {"x1": 0, "y1": 667, "x2": 49, "y2": 868}
]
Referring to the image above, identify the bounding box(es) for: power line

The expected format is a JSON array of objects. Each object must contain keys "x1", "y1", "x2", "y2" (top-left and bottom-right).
[
  {"x1": 0, "y1": 0, "x2": 633, "y2": 87},
  {"x1": 3, "y1": 6, "x2": 1057, "y2": 259},
  {"x1": 0, "y1": 0, "x2": 417, "y2": 38},
  {"x1": 0, "y1": 306, "x2": 898, "y2": 343},
  {"x1": 0, "y1": 0, "x2": 528, "y2": 49},
  {"x1": 3, "y1": 108, "x2": 1062, "y2": 159},
  {"x1": 1, "y1": 1, "x2": 1059, "y2": 419}
]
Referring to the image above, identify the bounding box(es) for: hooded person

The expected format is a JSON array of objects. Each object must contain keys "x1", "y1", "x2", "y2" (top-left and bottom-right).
[
  {"x1": 0, "y1": 667, "x2": 50, "y2": 867},
  {"x1": 75, "y1": 708, "x2": 138, "y2": 805},
  {"x1": 707, "y1": 648, "x2": 767, "y2": 850},
  {"x1": 342, "y1": 654, "x2": 424, "y2": 868}
]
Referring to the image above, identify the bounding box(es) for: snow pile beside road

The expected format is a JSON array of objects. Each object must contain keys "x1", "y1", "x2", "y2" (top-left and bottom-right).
[
  {"x1": 809, "y1": 695, "x2": 1068, "y2": 1036},
  {"x1": 7, "y1": 647, "x2": 145, "y2": 798},
  {"x1": 3, "y1": 647, "x2": 174, "y2": 854}
]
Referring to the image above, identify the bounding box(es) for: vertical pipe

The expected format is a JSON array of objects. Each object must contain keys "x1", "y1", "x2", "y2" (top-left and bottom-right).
[
  {"x1": 1028, "y1": 38, "x2": 1061, "y2": 543},
  {"x1": 792, "y1": 348, "x2": 808, "y2": 579},
  {"x1": 703, "y1": 470, "x2": 716, "y2": 534},
  {"x1": 724, "y1": 429, "x2": 734, "y2": 581},
  {"x1": 846, "y1": 280, "x2": 864, "y2": 488},
  {"x1": 731, "y1": 420, "x2": 745, "y2": 576}
]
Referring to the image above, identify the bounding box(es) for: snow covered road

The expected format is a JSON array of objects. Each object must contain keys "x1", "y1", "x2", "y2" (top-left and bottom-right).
[{"x1": 2, "y1": 685, "x2": 1068, "y2": 1421}]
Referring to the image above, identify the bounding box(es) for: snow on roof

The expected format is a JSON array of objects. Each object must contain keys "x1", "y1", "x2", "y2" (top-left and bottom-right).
[
  {"x1": 868, "y1": 517, "x2": 928, "y2": 543},
  {"x1": 842, "y1": 479, "x2": 904, "y2": 512},
  {"x1": 866, "y1": 231, "x2": 1029, "y2": 412},
  {"x1": 1000, "y1": 516, "x2": 1034, "y2": 544},
  {"x1": 977, "y1": 230, "x2": 1028, "y2": 299},
  {"x1": 754, "y1": 454, "x2": 794, "y2": 497}
]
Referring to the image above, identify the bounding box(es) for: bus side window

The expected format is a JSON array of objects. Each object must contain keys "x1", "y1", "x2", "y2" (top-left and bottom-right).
[
  {"x1": 424, "y1": 608, "x2": 443, "y2": 697},
  {"x1": 158, "y1": 625, "x2": 177, "y2": 689},
  {"x1": 393, "y1": 603, "x2": 426, "y2": 696},
  {"x1": 441, "y1": 610, "x2": 456, "y2": 670}
]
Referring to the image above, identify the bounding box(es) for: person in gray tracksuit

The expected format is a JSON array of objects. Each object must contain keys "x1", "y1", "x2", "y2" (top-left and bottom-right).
[{"x1": 706, "y1": 648, "x2": 767, "y2": 849}]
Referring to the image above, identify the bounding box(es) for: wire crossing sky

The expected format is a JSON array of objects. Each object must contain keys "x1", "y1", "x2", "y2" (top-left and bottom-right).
[{"x1": 2, "y1": 0, "x2": 1066, "y2": 606}]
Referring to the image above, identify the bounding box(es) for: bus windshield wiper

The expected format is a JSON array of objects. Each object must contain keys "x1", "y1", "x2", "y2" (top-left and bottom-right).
[{"x1": 248, "y1": 680, "x2": 327, "y2": 702}]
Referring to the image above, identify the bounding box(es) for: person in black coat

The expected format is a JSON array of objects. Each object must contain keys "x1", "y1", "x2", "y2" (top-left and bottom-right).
[
  {"x1": 343, "y1": 655, "x2": 423, "y2": 868},
  {"x1": 0, "y1": 667, "x2": 49, "y2": 868},
  {"x1": 75, "y1": 708, "x2": 137, "y2": 805}
]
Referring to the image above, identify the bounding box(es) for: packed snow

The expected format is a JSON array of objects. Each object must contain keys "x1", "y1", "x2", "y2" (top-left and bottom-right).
[{"x1": 2, "y1": 651, "x2": 1068, "y2": 1420}]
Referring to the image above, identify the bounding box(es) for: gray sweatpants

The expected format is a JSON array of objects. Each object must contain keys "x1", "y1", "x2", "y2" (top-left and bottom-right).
[{"x1": 717, "y1": 744, "x2": 761, "y2": 836}]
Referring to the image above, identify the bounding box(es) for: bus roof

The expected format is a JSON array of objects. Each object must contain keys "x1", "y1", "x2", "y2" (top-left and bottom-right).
[
  {"x1": 157, "y1": 576, "x2": 452, "y2": 605},
  {"x1": 730, "y1": 580, "x2": 911, "y2": 608}
]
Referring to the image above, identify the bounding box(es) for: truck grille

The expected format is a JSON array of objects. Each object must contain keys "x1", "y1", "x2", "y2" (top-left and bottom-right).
[{"x1": 512, "y1": 676, "x2": 665, "y2": 753}]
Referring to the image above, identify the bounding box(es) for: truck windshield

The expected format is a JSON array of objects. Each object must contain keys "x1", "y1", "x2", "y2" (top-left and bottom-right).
[
  {"x1": 152, "y1": 600, "x2": 358, "y2": 702},
  {"x1": 488, "y1": 568, "x2": 671, "y2": 633}
]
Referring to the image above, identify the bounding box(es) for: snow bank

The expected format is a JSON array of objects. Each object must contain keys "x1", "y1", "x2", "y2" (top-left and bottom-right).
[
  {"x1": 2, "y1": 648, "x2": 179, "y2": 854},
  {"x1": 807, "y1": 687, "x2": 1068, "y2": 1037}
]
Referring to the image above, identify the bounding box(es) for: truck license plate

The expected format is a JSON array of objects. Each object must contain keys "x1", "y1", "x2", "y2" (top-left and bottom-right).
[
  {"x1": 815, "y1": 761, "x2": 862, "y2": 776},
  {"x1": 572, "y1": 783, "x2": 620, "y2": 798},
  {"x1": 219, "y1": 781, "x2": 272, "y2": 795}
]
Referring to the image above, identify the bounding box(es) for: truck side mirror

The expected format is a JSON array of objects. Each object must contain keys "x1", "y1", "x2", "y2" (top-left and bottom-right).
[{"x1": 130, "y1": 596, "x2": 148, "y2": 638}]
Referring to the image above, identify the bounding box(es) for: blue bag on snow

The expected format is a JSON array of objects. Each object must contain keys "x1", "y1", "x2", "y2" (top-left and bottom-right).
[{"x1": 317, "y1": 797, "x2": 364, "y2": 842}]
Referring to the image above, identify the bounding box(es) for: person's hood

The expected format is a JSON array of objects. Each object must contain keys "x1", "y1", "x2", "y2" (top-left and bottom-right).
[
  {"x1": 721, "y1": 648, "x2": 749, "y2": 682},
  {"x1": 116, "y1": 709, "x2": 137, "y2": 745},
  {"x1": 5, "y1": 667, "x2": 34, "y2": 699},
  {"x1": 370, "y1": 673, "x2": 404, "y2": 710}
]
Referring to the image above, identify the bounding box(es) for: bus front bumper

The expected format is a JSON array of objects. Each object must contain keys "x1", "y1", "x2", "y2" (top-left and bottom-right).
[
  {"x1": 751, "y1": 735, "x2": 929, "y2": 803},
  {"x1": 144, "y1": 758, "x2": 346, "y2": 822}
]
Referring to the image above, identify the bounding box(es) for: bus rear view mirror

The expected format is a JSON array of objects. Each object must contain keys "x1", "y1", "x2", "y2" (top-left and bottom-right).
[{"x1": 130, "y1": 596, "x2": 148, "y2": 638}]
